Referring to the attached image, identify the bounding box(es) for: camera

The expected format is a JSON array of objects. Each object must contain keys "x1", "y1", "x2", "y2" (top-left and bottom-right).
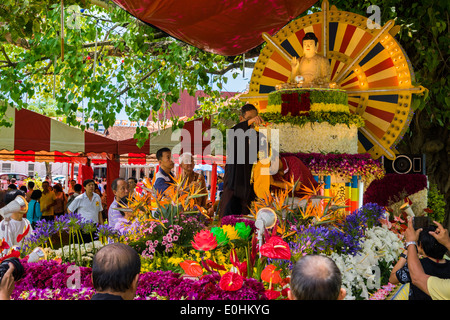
[
  {"x1": 383, "y1": 154, "x2": 426, "y2": 175},
  {"x1": 413, "y1": 216, "x2": 430, "y2": 230},
  {"x1": 0, "y1": 257, "x2": 24, "y2": 282}
]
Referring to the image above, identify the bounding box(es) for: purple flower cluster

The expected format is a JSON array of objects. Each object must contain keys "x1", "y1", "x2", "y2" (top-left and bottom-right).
[
  {"x1": 10, "y1": 260, "x2": 267, "y2": 300},
  {"x1": 290, "y1": 203, "x2": 385, "y2": 257},
  {"x1": 11, "y1": 259, "x2": 93, "y2": 300},
  {"x1": 136, "y1": 271, "x2": 267, "y2": 300},
  {"x1": 24, "y1": 212, "x2": 114, "y2": 251},
  {"x1": 281, "y1": 152, "x2": 384, "y2": 179}
]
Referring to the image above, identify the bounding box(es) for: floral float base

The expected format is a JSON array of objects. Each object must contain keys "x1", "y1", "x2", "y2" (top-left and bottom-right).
[{"x1": 264, "y1": 122, "x2": 358, "y2": 154}]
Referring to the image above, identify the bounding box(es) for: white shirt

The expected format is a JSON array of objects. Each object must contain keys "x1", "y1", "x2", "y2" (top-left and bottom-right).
[
  {"x1": 0, "y1": 218, "x2": 33, "y2": 254},
  {"x1": 68, "y1": 192, "x2": 103, "y2": 223}
]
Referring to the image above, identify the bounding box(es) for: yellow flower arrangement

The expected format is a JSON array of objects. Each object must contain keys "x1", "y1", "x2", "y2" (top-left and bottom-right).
[
  {"x1": 167, "y1": 256, "x2": 184, "y2": 266},
  {"x1": 221, "y1": 225, "x2": 240, "y2": 241},
  {"x1": 264, "y1": 104, "x2": 281, "y2": 114},
  {"x1": 263, "y1": 103, "x2": 350, "y2": 114},
  {"x1": 310, "y1": 102, "x2": 350, "y2": 113}
]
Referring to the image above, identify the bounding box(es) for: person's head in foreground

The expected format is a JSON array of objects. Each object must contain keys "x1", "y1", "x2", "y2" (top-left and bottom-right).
[
  {"x1": 288, "y1": 254, "x2": 346, "y2": 300},
  {"x1": 239, "y1": 103, "x2": 258, "y2": 124},
  {"x1": 418, "y1": 225, "x2": 448, "y2": 260},
  {"x1": 91, "y1": 243, "x2": 141, "y2": 300}
]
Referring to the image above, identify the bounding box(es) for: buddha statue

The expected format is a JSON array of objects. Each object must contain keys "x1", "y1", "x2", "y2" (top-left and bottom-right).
[{"x1": 281, "y1": 32, "x2": 336, "y2": 89}]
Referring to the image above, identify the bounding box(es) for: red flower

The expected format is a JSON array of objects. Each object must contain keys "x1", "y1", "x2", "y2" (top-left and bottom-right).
[
  {"x1": 191, "y1": 230, "x2": 218, "y2": 251},
  {"x1": 260, "y1": 236, "x2": 291, "y2": 260},
  {"x1": 229, "y1": 248, "x2": 239, "y2": 267},
  {"x1": 261, "y1": 264, "x2": 282, "y2": 284},
  {"x1": 237, "y1": 261, "x2": 248, "y2": 278},
  {"x1": 202, "y1": 259, "x2": 226, "y2": 272},
  {"x1": 264, "y1": 289, "x2": 281, "y2": 300},
  {"x1": 0, "y1": 238, "x2": 10, "y2": 251},
  {"x1": 219, "y1": 272, "x2": 243, "y2": 291},
  {"x1": 281, "y1": 287, "x2": 290, "y2": 297},
  {"x1": 16, "y1": 224, "x2": 30, "y2": 243},
  {"x1": 299, "y1": 91, "x2": 311, "y2": 112},
  {"x1": 0, "y1": 249, "x2": 20, "y2": 263},
  {"x1": 180, "y1": 260, "x2": 204, "y2": 277},
  {"x1": 280, "y1": 277, "x2": 291, "y2": 287}
]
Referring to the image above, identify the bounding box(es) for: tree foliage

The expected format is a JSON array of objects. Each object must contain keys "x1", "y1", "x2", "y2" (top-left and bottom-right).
[{"x1": 0, "y1": 0, "x2": 249, "y2": 143}]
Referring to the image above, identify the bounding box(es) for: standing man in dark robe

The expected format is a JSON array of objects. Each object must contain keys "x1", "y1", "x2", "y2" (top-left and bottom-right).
[{"x1": 219, "y1": 104, "x2": 264, "y2": 218}]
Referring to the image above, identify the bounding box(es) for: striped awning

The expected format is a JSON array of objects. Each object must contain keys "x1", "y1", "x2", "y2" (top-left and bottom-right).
[
  {"x1": 0, "y1": 106, "x2": 118, "y2": 154},
  {"x1": 0, "y1": 149, "x2": 87, "y2": 164},
  {"x1": 0, "y1": 106, "x2": 221, "y2": 164}
]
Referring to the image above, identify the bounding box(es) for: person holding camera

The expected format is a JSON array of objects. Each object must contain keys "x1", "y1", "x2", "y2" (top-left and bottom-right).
[
  {"x1": 0, "y1": 261, "x2": 15, "y2": 300},
  {"x1": 405, "y1": 217, "x2": 450, "y2": 300},
  {"x1": 389, "y1": 223, "x2": 450, "y2": 299},
  {"x1": 0, "y1": 256, "x2": 25, "y2": 300}
]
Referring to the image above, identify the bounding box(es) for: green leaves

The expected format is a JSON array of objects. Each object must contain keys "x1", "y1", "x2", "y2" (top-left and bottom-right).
[
  {"x1": 260, "y1": 111, "x2": 365, "y2": 128},
  {"x1": 0, "y1": 0, "x2": 235, "y2": 148}
]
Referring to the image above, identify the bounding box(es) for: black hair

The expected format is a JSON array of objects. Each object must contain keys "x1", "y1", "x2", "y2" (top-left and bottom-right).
[
  {"x1": 419, "y1": 225, "x2": 448, "y2": 260},
  {"x1": 19, "y1": 185, "x2": 27, "y2": 193},
  {"x1": 30, "y1": 189, "x2": 42, "y2": 200},
  {"x1": 4, "y1": 189, "x2": 25, "y2": 205},
  {"x1": 128, "y1": 177, "x2": 137, "y2": 183},
  {"x1": 73, "y1": 184, "x2": 82, "y2": 192},
  {"x1": 83, "y1": 179, "x2": 95, "y2": 187},
  {"x1": 8, "y1": 184, "x2": 17, "y2": 190},
  {"x1": 111, "y1": 178, "x2": 125, "y2": 191},
  {"x1": 92, "y1": 243, "x2": 141, "y2": 293},
  {"x1": 240, "y1": 103, "x2": 258, "y2": 116},
  {"x1": 290, "y1": 255, "x2": 342, "y2": 300},
  {"x1": 302, "y1": 32, "x2": 319, "y2": 45},
  {"x1": 156, "y1": 147, "x2": 171, "y2": 161},
  {"x1": 53, "y1": 183, "x2": 63, "y2": 192},
  {"x1": 27, "y1": 181, "x2": 35, "y2": 189}
]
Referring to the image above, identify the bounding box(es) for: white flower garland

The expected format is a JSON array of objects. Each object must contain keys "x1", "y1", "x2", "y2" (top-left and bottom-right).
[
  {"x1": 264, "y1": 122, "x2": 358, "y2": 154},
  {"x1": 44, "y1": 240, "x2": 104, "y2": 263},
  {"x1": 330, "y1": 225, "x2": 404, "y2": 300}
]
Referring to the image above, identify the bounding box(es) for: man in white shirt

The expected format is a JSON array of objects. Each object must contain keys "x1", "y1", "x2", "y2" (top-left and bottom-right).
[{"x1": 68, "y1": 179, "x2": 103, "y2": 225}]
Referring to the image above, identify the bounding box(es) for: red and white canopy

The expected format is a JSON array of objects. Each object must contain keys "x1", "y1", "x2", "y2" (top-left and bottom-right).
[
  {"x1": 0, "y1": 106, "x2": 116, "y2": 154},
  {"x1": 0, "y1": 106, "x2": 222, "y2": 165},
  {"x1": 0, "y1": 106, "x2": 150, "y2": 161}
]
